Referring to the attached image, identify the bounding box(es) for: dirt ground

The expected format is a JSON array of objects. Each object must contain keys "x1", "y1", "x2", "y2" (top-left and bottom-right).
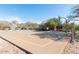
[{"x1": 63, "y1": 42, "x2": 79, "y2": 54}]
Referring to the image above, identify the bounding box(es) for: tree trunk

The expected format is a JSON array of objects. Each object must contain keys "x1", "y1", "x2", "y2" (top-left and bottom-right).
[
  {"x1": 54, "y1": 26, "x2": 57, "y2": 31},
  {"x1": 70, "y1": 23, "x2": 75, "y2": 43}
]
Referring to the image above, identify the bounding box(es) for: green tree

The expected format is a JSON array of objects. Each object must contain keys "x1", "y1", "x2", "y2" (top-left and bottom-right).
[
  {"x1": 45, "y1": 18, "x2": 60, "y2": 31},
  {"x1": 0, "y1": 23, "x2": 10, "y2": 30},
  {"x1": 17, "y1": 23, "x2": 26, "y2": 29},
  {"x1": 63, "y1": 20, "x2": 72, "y2": 32},
  {"x1": 27, "y1": 23, "x2": 39, "y2": 29},
  {"x1": 67, "y1": 5, "x2": 79, "y2": 43},
  {"x1": 75, "y1": 24, "x2": 79, "y2": 31}
]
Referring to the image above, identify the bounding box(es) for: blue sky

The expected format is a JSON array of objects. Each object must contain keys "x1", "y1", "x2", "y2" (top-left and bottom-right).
[{"x1": 0, "y1": 4, "x2": 75, "y2": 23}]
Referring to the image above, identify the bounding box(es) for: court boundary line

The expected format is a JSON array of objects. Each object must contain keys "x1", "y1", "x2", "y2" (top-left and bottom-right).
[
  {"x1": 1, "y1": 33, "x2": 53, "y2": 47},
  {"x1": 0, "y1": 36, "x2": 32, "y2": 54}
]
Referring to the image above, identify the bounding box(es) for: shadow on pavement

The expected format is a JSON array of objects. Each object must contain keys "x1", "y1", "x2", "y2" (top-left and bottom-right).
[{"x1": 32, "y1": 31, "x2": 69, "y2": 41}]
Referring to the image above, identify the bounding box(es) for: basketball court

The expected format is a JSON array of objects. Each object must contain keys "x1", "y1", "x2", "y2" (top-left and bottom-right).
[{"x1": 0, "y1": 30, "x2": 69, "y2": 54}]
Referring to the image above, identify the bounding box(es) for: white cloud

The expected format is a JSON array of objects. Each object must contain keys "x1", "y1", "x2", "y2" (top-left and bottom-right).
[
  {"x1": 0, "y1": 16, "x2": 25, "y2": 23},
  {"x1": 69, "y1": 17, "x2": 79, "y2": 25}
]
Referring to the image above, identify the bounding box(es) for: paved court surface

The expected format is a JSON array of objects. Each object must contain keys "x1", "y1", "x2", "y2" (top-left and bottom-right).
[
  {"x1": 0, "y1": 30, "x2": 69, "y2": 54},
  {"x1": 0, "y1": 38, "x2": 25, "y2": 54}
]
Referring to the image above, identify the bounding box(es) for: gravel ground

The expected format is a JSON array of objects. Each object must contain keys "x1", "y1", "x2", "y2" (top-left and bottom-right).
[
  {"x1": 0, "y1": 38, "x2": 25, "y2": 54},
  {"x1": 63, "y1": 42, "x2": 79, "y2": 54}
]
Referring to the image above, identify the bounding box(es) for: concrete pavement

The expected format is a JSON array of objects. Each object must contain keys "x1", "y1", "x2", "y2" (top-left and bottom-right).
[{"x1": 0, "y1": 30, "x2": 69, "y2": 54}]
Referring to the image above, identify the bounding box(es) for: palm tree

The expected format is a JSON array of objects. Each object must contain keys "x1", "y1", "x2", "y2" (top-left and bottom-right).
[{"x1": 46, "y1": 18, "x2": 60, "y2": 31}]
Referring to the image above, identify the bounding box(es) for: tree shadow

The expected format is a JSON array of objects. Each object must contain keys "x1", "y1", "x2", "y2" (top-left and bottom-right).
[
  {"x1": 32, "y1": 31, "x2": 69, "y2": 41},
  {"x1": 75, "y1": 33, "x2": 79, "y2": 42}
]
